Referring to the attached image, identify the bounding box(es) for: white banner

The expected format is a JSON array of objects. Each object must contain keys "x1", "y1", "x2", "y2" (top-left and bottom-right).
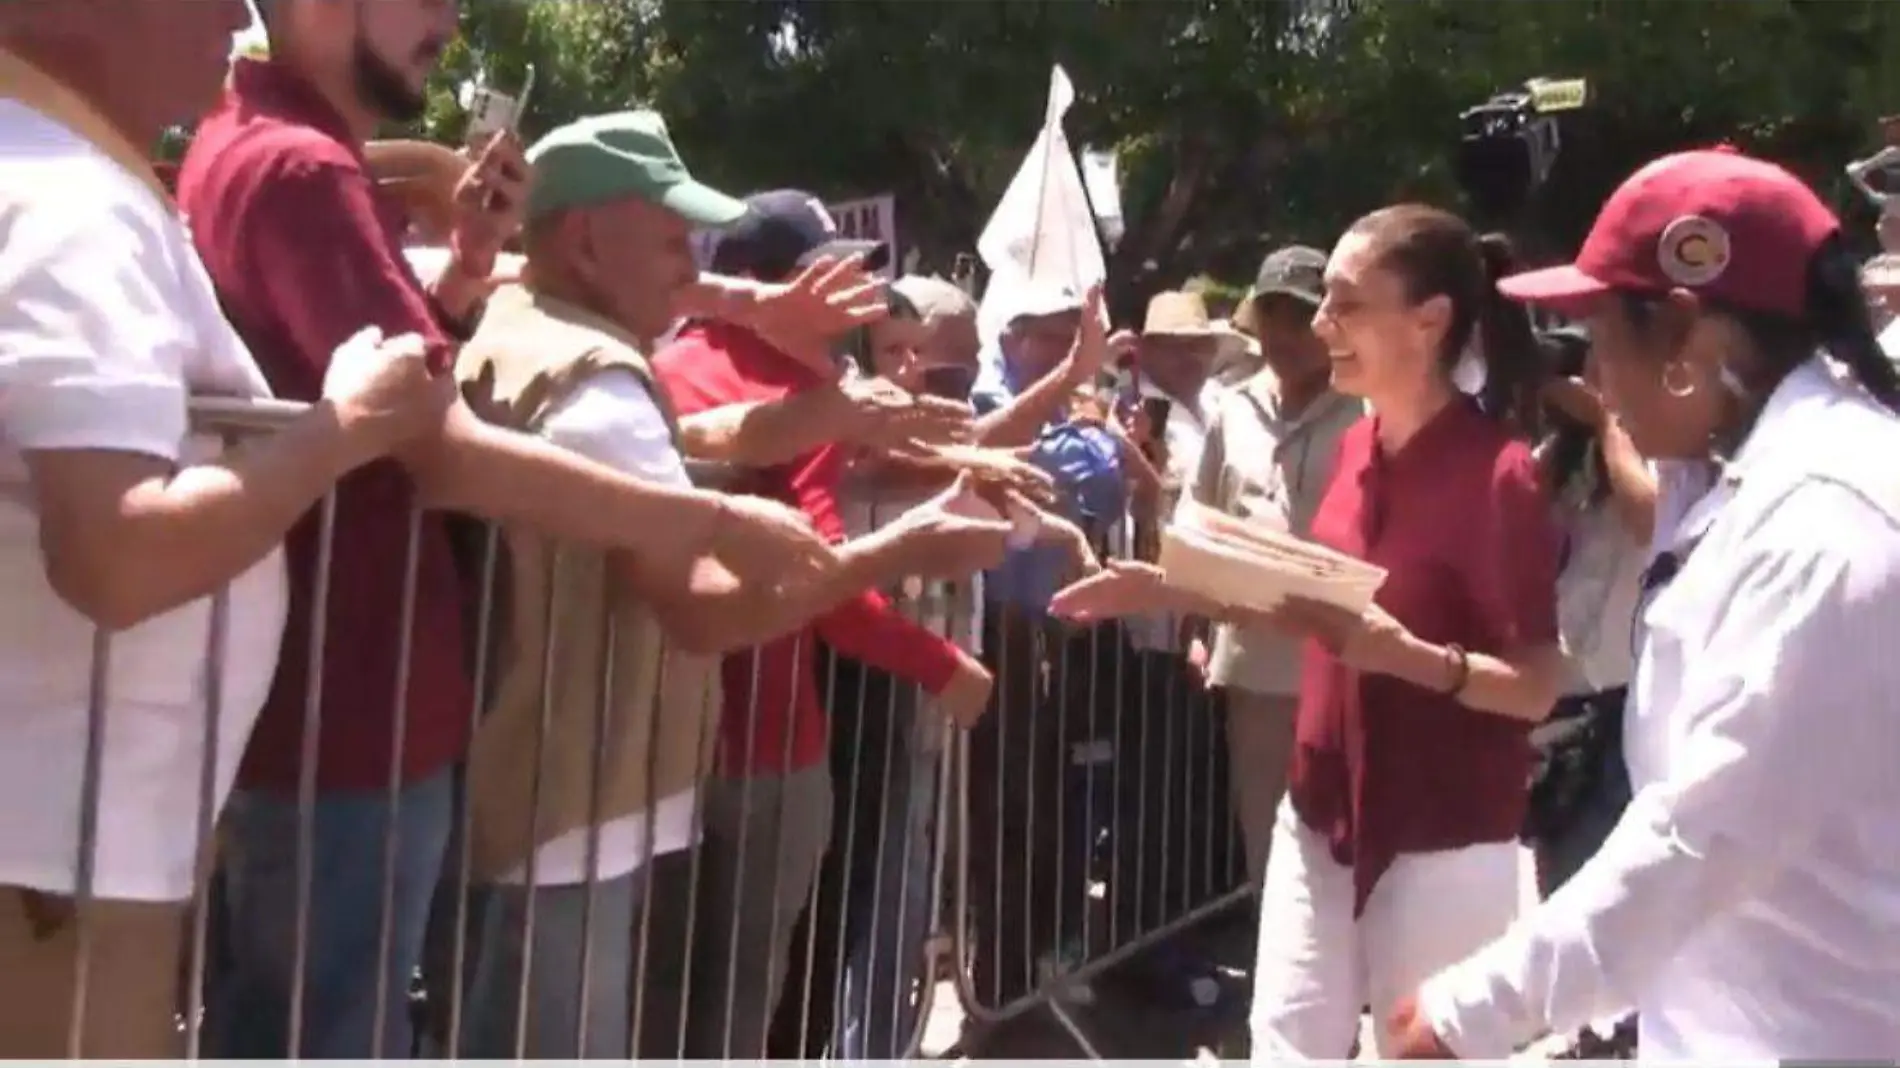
[{"x1": 828, "y1": 194, "x2": 898, "y2": 278}]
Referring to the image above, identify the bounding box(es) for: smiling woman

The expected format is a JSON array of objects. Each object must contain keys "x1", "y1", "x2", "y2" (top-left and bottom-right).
[
  {"x1": 1219, "y1": 206, "x2": 1569, "y2": 1060},
  {"x1": 1047, "y1": 202, "x2": 1568, "y2": 1061}
]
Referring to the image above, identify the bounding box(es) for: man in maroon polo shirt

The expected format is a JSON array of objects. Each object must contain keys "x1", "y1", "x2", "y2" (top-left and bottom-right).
[
  {"x1": 180, "y1": 2, "x2": 871, "y2": 1058},
  {"x1": 653, "y1": 191, "x2": 994, "y2": 1057}
]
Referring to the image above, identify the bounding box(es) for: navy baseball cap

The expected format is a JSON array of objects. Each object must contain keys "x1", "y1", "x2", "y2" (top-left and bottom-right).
[{"x1": 710, "y1": 188, "x2": 889, "y2": 280}]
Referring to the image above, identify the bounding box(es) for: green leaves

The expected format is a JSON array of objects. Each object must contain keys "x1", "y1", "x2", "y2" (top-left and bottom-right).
[{"x1": 421, "y1": 0, "x2": 1900, "y2": 302}]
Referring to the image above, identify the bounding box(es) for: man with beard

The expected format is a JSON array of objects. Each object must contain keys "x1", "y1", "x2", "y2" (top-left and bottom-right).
[{"x1": 179, "y1": 0, "x2": 875, "y2": 1057}]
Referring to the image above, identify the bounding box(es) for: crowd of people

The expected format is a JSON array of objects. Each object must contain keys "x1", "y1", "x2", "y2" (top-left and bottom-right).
[{"x1": 5, "y1": 0, "x2": 1900, "y2": 1063}]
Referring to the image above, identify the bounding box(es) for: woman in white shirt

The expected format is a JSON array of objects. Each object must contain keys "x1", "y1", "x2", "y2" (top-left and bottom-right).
[{"x1": 1397, "y1": 148, "x2": 1900, "y2": 1061}]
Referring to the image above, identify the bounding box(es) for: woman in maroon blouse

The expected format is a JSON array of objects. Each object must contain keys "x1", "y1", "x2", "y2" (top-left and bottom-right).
[{"x1": 1054, "y1": 205, "x2": 1566, "y2": 1059}]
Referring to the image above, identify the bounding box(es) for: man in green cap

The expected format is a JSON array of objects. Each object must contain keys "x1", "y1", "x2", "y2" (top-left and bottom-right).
[{"x1": 451, "y1": 109, "x2": 1013, "y2": 1059}]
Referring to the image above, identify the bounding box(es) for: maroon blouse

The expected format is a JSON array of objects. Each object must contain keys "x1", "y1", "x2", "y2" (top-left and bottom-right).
[{"x1": 1287, "y1": 399, "x2": 1561, "y2": 916}]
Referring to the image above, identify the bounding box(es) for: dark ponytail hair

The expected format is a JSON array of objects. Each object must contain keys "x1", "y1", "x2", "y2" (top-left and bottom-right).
[
  {"x1": 1475, "y1": 233, "x2": 1547, "y2": 433},
  {"x1": 833, "y1": 283, "x2": 920, "y2": 373},
  {"x1": 1805, "y1": 234, "x2": 1900, "y2": 411},
  {"x1": 1623, "y1": 231, "x2": 1900, "y2": 413},
  {"x1": 1347, "y1": 205, "x2": 1546, "y2": 434}
]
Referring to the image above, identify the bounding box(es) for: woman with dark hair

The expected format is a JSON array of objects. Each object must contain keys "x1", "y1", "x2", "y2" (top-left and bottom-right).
[
  {"x1": 1052, "y1": 203, "x2": 1567, "y2": 1058},
  {"x1": 1391, "y1": 150, "x2": 1900, "y2": 1061}
]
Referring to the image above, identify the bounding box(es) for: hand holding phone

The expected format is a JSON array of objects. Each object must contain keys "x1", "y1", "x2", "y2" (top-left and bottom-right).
[{"x1": 463, "y1": 64, "x2": 536, "y2": 147}]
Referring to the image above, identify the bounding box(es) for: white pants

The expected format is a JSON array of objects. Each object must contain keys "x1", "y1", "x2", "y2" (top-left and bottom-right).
[{"x1": 1249, "y1": 798, "x2": 1521, "y2": 1060}]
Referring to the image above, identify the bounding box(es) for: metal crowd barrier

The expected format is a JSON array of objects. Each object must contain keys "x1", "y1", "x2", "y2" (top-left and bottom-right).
[
  {"x1": 19, "y1": 393, "x2": 1252, "y2": 1061},
  {"x1": 944, "y1": 514, "x2": 1253, "y2": 1056}
]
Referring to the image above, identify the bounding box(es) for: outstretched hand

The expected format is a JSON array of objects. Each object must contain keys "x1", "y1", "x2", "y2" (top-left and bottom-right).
[
  {"x1": 840, "y1": 376, "x2": 974, "y2": 452},
  {"x1": 879, "y1": 471, "x2": 1015, "y2": 580},
  {"x1": 1048, "y1": 560, "x2": 1196, "y2": 622},
  {"x1": 748, "y1": 254, "x2": 887, "y2": 357}
]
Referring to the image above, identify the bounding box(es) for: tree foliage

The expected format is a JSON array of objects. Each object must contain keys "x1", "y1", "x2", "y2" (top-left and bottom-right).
[{"x1": 432, "y1": 0, "x2": 1900, "y2": 318}]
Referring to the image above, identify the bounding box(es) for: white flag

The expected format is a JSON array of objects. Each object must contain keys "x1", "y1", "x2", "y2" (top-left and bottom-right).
[{"x1": 975, "y1": 66, "x2": 1106, "y2": 343}]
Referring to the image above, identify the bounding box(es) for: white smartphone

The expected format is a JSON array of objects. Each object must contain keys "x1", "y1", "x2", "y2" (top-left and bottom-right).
[{"x1": 464, "y1": 63, "x2": 536, "y2": 145}]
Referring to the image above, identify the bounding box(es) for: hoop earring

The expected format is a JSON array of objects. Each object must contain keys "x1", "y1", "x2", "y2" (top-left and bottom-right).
[{"x1": 1661, "y1": 361, "x2": 1697, "y2": 399}]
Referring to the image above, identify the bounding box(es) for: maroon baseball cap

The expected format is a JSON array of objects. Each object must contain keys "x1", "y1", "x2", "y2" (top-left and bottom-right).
[{"x1": 1498, "y1": 148, "x2": 1840, "y2": 319}]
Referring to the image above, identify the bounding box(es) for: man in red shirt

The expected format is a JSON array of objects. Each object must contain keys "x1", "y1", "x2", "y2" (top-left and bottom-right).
[
  {"x1": 653, "y1": 190, "x2": 993, "y2": 1057},
  {"x1": 181, "y1": 2, "x2": 875, "y2": 1058}
]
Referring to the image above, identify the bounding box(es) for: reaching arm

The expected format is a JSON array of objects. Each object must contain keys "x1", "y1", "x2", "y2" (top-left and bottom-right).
[
  {"x1": 973, "y1": 354, "x2": 1091, "y2": 447},
  {"x1": 246, "y1": 156, "x2": 734, "y2": 566},
  {"x1": 1598, "y1": 417, "x2": 1658, "y2": 546},
  {"x1": 675, "y1": 274, "x2": 841, "y2": 379},
  {"x1": 679, "y1": 389, "x2": 860, "y2": 467},
  {"x1": 615, "y1": 519, "x2": 917, "y2": 655},
  {"x1": 1333, "y1": 444, "x2": 1566, "y2": 722},
  {"x1": 675, "y1": 266, "x2": 888, "y2": 380},
  {"x1": 6, "y1": 199, "x2": 375, "y2": 628},
  {"x1": 1419, "y1": 483, "x2": 1900, "y2": 1056},
  {"x1": 1364, "y1": 632, "x2": 1569, "y2": 723},
  {"x1": 679, "y1": 375, "x2": 974, "y2": 471},
  {"x1": 526, "y1": 371, "x2": 930, "y2": 658},
  {"x1": 26, "y1": 414, "x2": 369, "y2": 631}
]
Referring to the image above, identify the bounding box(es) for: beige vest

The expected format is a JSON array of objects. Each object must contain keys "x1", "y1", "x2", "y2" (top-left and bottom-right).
[{"x1": 455, "y1": 284, "x2": 720, "y2": 881}]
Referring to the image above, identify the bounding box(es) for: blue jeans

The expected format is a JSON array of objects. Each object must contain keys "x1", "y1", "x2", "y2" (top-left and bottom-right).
[
  {"x1": 206, "y1": 769, "x2": 455, "y2": 1058},
  {"x1": 462, "y1": 874, "x2": 637, "y2": 1058},
  {"x1": 836, "y1": 725, "x2": 938, "y2": 1059}
]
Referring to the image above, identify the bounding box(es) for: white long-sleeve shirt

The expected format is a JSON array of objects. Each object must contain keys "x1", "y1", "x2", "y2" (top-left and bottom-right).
[{"x1": 1419, "y1": 358, "x2": 1900, "y2": 1060}]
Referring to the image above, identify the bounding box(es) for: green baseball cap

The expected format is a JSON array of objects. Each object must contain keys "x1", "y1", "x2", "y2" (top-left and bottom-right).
[{"x1": 525, "y1": 110, "x2": 748, "y2": 227}]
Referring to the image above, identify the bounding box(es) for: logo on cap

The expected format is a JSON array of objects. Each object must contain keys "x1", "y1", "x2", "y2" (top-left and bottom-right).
[
  {"x1": 805, "y1": 196, "x2": 839, "y2": 236},
  {"x1": 1657, "y1": 215, "x2": 1731, "y2": 287}
]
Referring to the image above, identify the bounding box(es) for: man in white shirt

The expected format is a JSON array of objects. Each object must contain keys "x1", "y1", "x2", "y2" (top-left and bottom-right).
[
  {"x1": 0, "y1": 2, "x2": 449, "y2": 1057},
  {"x1": 451, "y1": 110, "x2": 1010, "y2": 1058}
]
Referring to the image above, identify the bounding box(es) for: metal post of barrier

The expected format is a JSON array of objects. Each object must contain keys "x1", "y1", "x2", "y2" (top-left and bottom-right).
[
  {"x1": 370, "y1": 509, "x2": 425, "y2": 1058},
  {"x1": 32, "y1": 395, "x2": 1096, "y2": 1064},
  {"x1": 944, "y1": 495, "x2": 1257, "y2": 1062}
]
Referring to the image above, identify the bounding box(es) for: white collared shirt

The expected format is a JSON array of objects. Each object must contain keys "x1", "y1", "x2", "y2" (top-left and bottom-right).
[
  {"x1": 0, "y1": 101, "x2": 288, "y2": 900},
  {"x1": 1420, "y1": 358, "x2": 1900, "y2": 1059},
  {"x1": 499, "y1": 373, "x2": 702, "y2": 887}
]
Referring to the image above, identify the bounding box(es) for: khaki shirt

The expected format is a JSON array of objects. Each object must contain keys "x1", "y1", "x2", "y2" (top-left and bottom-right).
[{"x1": 1181, "y1": 374, "x2": 1363, "y2": 695}]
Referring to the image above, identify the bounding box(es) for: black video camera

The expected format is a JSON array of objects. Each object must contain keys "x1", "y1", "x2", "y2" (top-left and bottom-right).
[{"x1": 1455, "y1": 78, "x2": 1589, "y2": 224}]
